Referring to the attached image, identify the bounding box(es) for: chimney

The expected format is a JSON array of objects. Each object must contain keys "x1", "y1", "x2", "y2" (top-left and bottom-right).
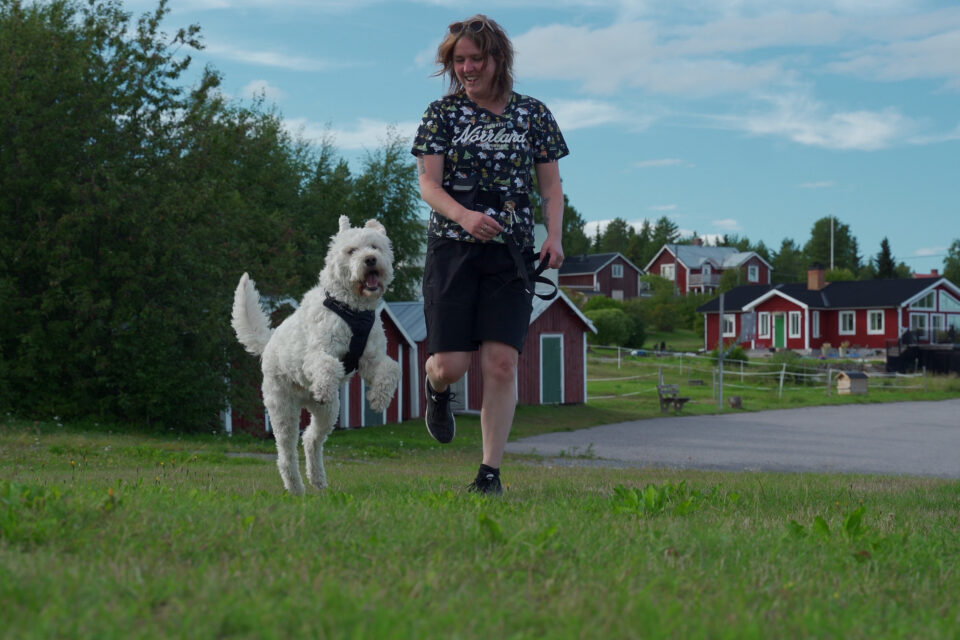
[
  {"x1": 807, "y1": 263, "x2": 826, "y2": 291},
  {"x1": 932, "y1": 269, "x2": 939, "y2": 277},
  {"x1": 692, "y1": 237, "x2": 703, "y2": 247}
]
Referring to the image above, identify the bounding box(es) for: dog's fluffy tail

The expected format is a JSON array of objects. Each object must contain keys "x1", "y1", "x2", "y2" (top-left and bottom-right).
[{"x1": 232, "y1": 273, "x2": 272, "y2": 356}]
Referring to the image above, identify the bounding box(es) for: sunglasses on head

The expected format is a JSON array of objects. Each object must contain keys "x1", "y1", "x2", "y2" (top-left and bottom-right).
[{"x1": 449, "y1": 19, "x2": 486, "y2": 35}]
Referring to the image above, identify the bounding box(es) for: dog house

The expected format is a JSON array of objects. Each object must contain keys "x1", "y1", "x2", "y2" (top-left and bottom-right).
[{"x1": 836, "y1": 371, "x2": 868, "y2": 395}]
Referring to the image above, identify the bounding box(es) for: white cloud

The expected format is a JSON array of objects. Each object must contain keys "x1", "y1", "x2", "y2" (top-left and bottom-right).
[
  {"x1": 635, "y1": 158, "x2": 685, "y2": 168},
  {"x1": 205, "y1": 42, "x2": 336, "y2": 72},
  {"x1": 548, "y1": 99, "x2": 647, "y2": 131},
  {"x1": 914, "y1": 246, "x2": 946, "y2": 257},
  {"x1": 828, "y1": 28, "x2": 960, "y2": 90},
  {"x1": 649, "y1": 204, "x2": 677, "y2": 211},
  {"x1": 716, "y1": 93, "x2": 915, "y2": 150},
  {"x1": 241, "y1": 80, "x2": 286, "y2": 101},
  {"x1": 712, "y1": 218, "x2": 740, "y2": 231},
  {"x1": 285, "y1": 117, "x2": 420, "y2": 150},
  {"x1": 797, "y1": 180, "x2": 836, "y2": 189}
]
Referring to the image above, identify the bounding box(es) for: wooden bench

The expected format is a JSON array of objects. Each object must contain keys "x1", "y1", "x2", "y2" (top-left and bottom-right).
[{"x1": 657, "y1": 384, "x2": 691, "y2": 413}]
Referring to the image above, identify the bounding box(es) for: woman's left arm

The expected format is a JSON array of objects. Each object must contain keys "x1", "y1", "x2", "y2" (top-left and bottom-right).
[{"x1": 535, "y1": 161, "x2": 564, "y2": 269}]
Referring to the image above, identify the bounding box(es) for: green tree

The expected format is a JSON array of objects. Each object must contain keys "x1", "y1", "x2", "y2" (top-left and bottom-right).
[
  {"x1": 651, "y1": 216, "x2": 680, "y2": 249},
  {"x1": 585, "y1": 308, "x2": 633, "y2": 346},
  {"x1": 627, "y1": 219, "x2": 654, "y2": 269},
  {"x1": 600, "y1": 217, "x2": 633, "y2": 254},
  {"x1": 874, "y1": 237, "x2": 896, "y2": 279},
  {"x1": 531, "y1": 186, "x2": 590, "y2": 257},
  {"x1": 772, "y1": 238, "x2": 805, "y2": 284},
  {"x1": 803, "y1": 216, "x2": 860, "y2": 274},
  {"x1": 942, "y1": 239, "x2": 960, "y2": 285}
]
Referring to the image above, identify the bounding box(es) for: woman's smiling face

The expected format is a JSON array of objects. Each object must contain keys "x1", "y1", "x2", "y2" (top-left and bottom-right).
[{"x1": 453, "y1": 36, "x2": 497, "y2": 102}]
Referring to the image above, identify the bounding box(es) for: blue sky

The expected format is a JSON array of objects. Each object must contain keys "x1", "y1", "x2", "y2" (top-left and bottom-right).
[{"x1": 142, "y1": 0, "x2": 959, "y2": 272}]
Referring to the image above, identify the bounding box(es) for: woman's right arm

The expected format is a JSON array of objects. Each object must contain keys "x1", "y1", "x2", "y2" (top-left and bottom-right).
[{"x1": 417, "y1": 155, "x2": 502, "y2": 239}]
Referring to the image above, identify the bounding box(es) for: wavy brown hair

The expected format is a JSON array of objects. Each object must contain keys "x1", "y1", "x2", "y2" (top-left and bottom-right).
[{"x1": 433, "y1": 14, "x2": 514, "y2": 101}]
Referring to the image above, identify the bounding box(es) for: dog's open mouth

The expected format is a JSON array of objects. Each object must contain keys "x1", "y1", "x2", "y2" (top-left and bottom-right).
[{"x1": 362, "y1": 269, "x2": 381, "y2": 294}]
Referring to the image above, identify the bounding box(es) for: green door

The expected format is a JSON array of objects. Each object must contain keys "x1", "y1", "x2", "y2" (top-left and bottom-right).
[
  {"x1": 541, "y1": 336, "x2": 563, "y2": 404},
  {"x1": 774, "y1": 315, "x2": 786, "y2": 348}
]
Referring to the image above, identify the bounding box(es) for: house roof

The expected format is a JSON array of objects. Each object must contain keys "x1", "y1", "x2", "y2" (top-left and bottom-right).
[
  {"x1": 559, "y1": 252, "x2": 642, "y2": 276},
  {"x1": 386, "y1": 291, "x2": 597, "y2": 342},
  {"x1": 644, "y1": 244, "x2": 774, "y2": 273},
  {"x1": 697, "y1": 278, "x2": 955, "y2": 313}
]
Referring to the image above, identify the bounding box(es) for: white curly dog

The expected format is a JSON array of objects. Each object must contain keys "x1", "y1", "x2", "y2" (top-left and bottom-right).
[{"x1": 232, "y1": 216, "x2": 400, "y2": 494}]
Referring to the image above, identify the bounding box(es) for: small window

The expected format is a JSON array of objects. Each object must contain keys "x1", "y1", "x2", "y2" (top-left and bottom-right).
[
  {"x1": 747, "y1": 265, "x2": 759, "y2": 283},
  {"x1": 867, "y1": 310, "x2": 884, "y2": 335},
  {"x1": 812, "y1": 311, "x2": 821, "y2": 338},
  {"x1": 913, "y1": 292, "x2": 935, "y2": 309},
  {"x1": 703, "y1": 264, "x2": 712, "y2": 276},
  {"x1": 723, "y1": 314, "x2": 736, "y2": 337},
  {"x1": 612, "y1": 264, "x2": 624, "y2": 279},
  {"x1": 789, "y1": 311, "x2": 802, "y2": 338},
  {"x1": 758, "y1": 312, "x2": 770, "y2": 338},
  {"x1": 660, "y1": 264, "x2": 675, "y2": 281},
  {"x1": 839, "y1": 310, "x2": 855, "y2": 335}
]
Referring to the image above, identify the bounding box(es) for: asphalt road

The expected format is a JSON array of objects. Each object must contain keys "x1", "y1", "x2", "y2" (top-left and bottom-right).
[{"x1": 505, "y1": 399, "x2": 960, "y2": 478}]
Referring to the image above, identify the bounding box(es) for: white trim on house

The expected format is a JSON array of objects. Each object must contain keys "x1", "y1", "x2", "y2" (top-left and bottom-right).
[
  {"x1": 788, "y1": 311, "x2": 802, "y2": 338},
  {"x1": 758, "y1": 311, "x2": 770, "y2": 338},
  {"x1": 742, "y1": 289, "x2": 809, "y2": 312},
  {"x1": 867, "y1": 309, "x2": 885, "y2": 335},
  {"x1": 539, "y1": 333, "x2": 565, "y2": 404},
  {"x1": 901, "y1": 278, "x2": 960, "y2": 308},
  {"x1": 747, "y1": 264, "x2": 760, "y2": 283},
  {"x1": 723, "y1": 314, "x2": 736, "y2": 337},
  {"x1": 582, "y1": 332, "x2": 588, "y2": 403},
  {"x1": 812, "y1": 311, "x2": 821, "y2": 338},
  {"x1": 839, "y1": 310, "x2": 856, "y2": 335}
]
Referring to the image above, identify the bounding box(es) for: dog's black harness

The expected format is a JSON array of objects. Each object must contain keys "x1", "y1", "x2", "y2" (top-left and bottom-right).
[{"x1": 323, "y1": 295, "x2": 375, "y2": 374}]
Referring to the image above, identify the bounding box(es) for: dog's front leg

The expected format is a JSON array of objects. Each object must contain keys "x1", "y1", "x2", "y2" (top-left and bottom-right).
[
  {"x1": 303, "y1": 352, "x2": 345, "y2": 405},
  {"x1": 360, "y1": 356, "x2": 400, "y2": 413},
  {"x1": 303, "y1": 398, "x2": 338, "y2": 491}
]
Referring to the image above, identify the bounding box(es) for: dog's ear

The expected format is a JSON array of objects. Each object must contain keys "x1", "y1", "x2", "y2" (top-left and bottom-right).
[
  {"x1": 338, "y1": 215, "x2": 351, "y2": 233},
  {"x1": 364, "y1": 219, "x2": 386, "y2": 234}
]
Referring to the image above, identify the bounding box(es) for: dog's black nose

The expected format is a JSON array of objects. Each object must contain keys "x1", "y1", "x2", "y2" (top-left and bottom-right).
[{"x1": 365, "y1": 257, "x2": 377, "y2": 267}]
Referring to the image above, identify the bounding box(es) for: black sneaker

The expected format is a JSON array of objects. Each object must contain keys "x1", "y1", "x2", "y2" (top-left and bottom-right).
[
  {"x1": 424, "y1": 376, "x2": 456, "y2": 443},
  {"x1": 468, "y1": 465, "x2": 503, "y2": 495}
]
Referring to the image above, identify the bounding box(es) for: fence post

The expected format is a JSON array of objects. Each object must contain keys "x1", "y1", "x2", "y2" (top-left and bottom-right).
[
  {"x1": 712, "y1": 368, "x2": 717, "y2": 399},
  {"x1": 618, "y1": 346, "x2": 621, "y2": 369},
  {"x1": 826, "y1": 366, "x2": 831, "y2": 397},
  {"x1": 923, "y1": 366, "x2": 927, "y2": 392},
  {"x1": 740, "y1": 360, "x2": 744, "y2": 382},
  {"x1": 658, "y1": 366, "x2": 663, "y2": 385},
  {"x1": 778, "y1": 363, "x2": 787, "y2": 399}
]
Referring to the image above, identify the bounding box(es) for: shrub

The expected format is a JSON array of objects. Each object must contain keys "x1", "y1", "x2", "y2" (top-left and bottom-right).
[{"x1": 585, "y1": 308, "x2": 633, "y2": 346}]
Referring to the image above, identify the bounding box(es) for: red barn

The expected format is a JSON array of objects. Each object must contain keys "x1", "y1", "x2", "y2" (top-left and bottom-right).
[{"x1": 390, "y1": 291, "x2": 596, "y2": 416}]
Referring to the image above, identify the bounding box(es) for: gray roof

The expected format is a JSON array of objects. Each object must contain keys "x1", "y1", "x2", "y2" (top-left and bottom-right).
[
  {"x1": 559, "y1": 252, "x2": 642, "y2": 276},
  {"x1": 385, "y1": 301, "x2": 427, "y2": 342}
]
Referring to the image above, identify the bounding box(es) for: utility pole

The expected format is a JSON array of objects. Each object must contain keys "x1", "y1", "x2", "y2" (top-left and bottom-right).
[{"x1": 830, "y1": 214, "x2": 835, "y2": 271}]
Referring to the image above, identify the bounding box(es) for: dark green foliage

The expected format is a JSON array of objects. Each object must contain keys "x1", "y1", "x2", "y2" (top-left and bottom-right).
[
  {"x1": 0, "y1": 0, "x2": 425, "y2": 430},
  {"x1": 944, "y1": 239, "x2": 960, "y2": 285},
  {"x1": 585, "y1": 308, "x2": 633, "y2": 346}
]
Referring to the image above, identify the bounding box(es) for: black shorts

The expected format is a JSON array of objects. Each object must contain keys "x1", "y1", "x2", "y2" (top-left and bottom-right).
[{"x1": 422, "y1": 237, "x2": 534, "y2": 354}]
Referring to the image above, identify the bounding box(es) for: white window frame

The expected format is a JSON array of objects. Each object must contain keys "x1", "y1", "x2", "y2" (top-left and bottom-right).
[
  {"x1": 703, "y1": 264, "x2": 712, "y2": 276},
  {"x1": 812, "y1": 311, "x2": 821, "y2": 338},
  {"x1": 611, "y1": 264, "x2": 624, "y2": 279},
  {"x1": 839, "y1": 310, "x2": 856, "y2": 335},
  {"x1": 747, "y1": 264, "x2": 759, "y2": 283},
  {"x1": 660, "y1": 264, "x2": 675, "y2": 281},
  {"x1": 722, "y1": 314, "x2": 737, "y2": 338},
  {"x1": 758, "y1": 311, "x2": 770, "y2": 338},
  {"x1": 788, "y1": 311, "x2": 802, "y2": 338},
  {"x1": 867, "y1": 309, "x2": 885, "y2": 335},
  {"x1": 910, "y1": 313, "x2": 928, "y2": 338},
  {"x1": 931, "y1": 314, "x2": 945, "y2": 336}
]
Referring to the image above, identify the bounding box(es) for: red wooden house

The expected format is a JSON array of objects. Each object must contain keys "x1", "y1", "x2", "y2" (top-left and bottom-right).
[
  {"x1": 645, "y1": 242, "x2": 772, "y2": 295},
  {"x1": 391, "y1": 291, "x2": 597, "y2": 415},
  {"x1": 697, "y1": 267, "x2": 960, "y2": 353},
  {"x1": 558, "y1": 252, "x2": 644, "y2": 300}
]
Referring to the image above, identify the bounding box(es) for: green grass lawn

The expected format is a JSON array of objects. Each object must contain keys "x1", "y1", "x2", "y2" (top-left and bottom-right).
[{"x1": 3, "y1": 402, "x2": 960, "y2": 638}]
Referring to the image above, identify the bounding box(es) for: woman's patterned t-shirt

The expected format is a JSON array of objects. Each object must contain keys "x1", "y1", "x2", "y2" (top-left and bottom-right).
[{"x1": 411, "y1": 91, "x2": 569, "y2": 248}]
